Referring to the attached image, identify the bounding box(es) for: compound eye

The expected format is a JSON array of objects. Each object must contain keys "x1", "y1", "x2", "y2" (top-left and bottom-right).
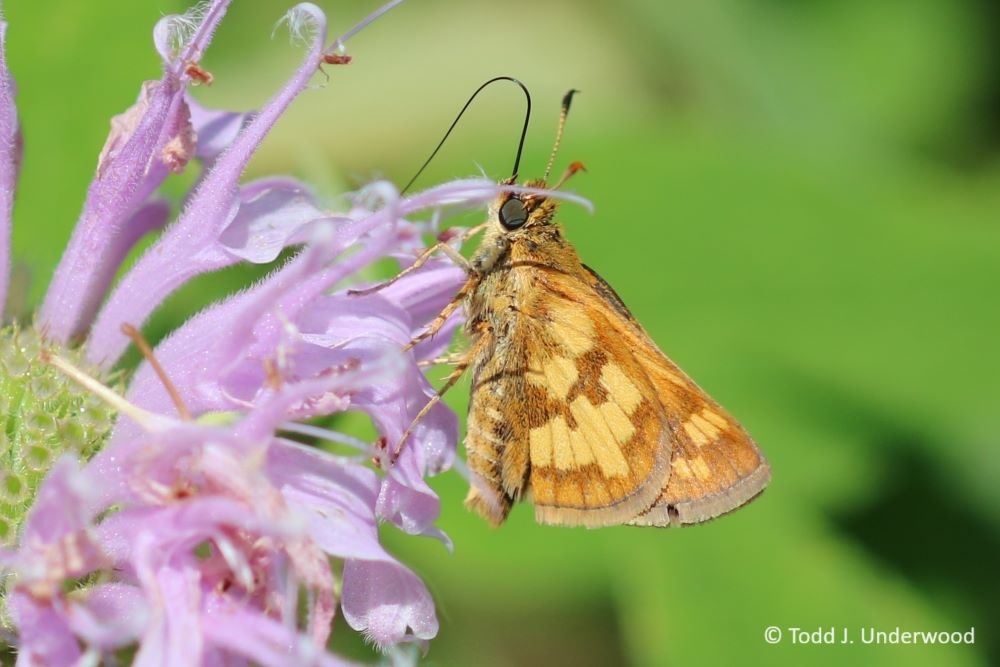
[{"x1": 498, "y1": 198, "x2": 528, "y2": 229}]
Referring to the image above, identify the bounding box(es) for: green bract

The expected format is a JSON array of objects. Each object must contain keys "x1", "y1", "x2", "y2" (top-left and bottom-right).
[{"x1": 0, "y1": 326, "x2": 116, "y2": 545}]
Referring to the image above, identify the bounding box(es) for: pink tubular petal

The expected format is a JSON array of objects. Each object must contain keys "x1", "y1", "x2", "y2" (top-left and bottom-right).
[
  {"x1": 8, "y1": 593, "x2": 83, "y2": 667},
  {"x1": 132, "y1": 548, "x2": 205, "y2": 667},
  {"x1": 107, "y1": 217, "x2": 379, "y2": 432},
  {"x1": 376, "y1": 432, "x2": 454, "y2": 544},
  {"x1": 266, "y1": 443, "x2": 385, "y2": 561},
  {"x1": 86, "y1": 4, "x2": 330, "y2": 367},
  {"x1": 341, "y1": 559, "x2": 438, "y2": 650},
  {"x1": 0, "y1": 18, "x2": 20, "y2": 318},
  {"x1": 21, "y1": 457, "x2": 97, "y2": 543},
  {"x1": 218, "y1": 177, "x2": 326, "y2": 262},
  {"x1": 203, "y1": 605, "x2": 354, "y2": 667},
  {"x1": 399, "y1": 177, "x2": 593, "y2": 214},
  {"x1": 65, "y1": 583, "x2": 150, "y2": 650},
  {"x1": 10, "y1": 459, "x2": 108, "y2": 603},
  {"x1": 39, "y1": 1, "x2": 234, "y2": 343},
  {"x1": 60, "y1": 199, "x2": 172, "y2": 320},
  {"x1": 376, "y1": 260, "x2": 465, "y2": 333},
  {"x1": 187, "y1": 96, "x2": 249, "y2": 164},
  {"x1": 269, "y1": 442, "x2": 441, "y2": 649}
]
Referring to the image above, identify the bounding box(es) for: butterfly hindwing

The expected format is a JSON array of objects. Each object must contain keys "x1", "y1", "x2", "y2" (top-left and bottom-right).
[{"x1": 579, "y1": 265, "x2": 771, "y2": 526}]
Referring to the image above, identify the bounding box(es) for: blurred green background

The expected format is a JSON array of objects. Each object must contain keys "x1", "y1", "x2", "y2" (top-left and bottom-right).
[{"x1": 3, "y1": 0, "x2": 998, "y2": 665}]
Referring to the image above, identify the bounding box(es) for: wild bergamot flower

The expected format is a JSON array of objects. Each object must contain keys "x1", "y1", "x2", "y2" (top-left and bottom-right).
[{"x1": 0, "y1": 1, "x2": 520, "y2": 663}]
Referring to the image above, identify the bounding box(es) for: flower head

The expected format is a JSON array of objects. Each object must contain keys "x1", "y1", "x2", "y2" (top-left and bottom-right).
[{"x1": 0, "y1": 1, "x2": 522, "y2": 663}]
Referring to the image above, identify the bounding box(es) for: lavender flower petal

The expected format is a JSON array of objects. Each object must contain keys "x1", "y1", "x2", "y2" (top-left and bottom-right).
[
  {"x1": 0, "y1": 17, "x2": 20, "y2": 319},
  {"x1": 269, "y1": 442, "x2": 441, "y2": 649},
  {"x1": 86, "y1": 4, "x2": 330, "y2": 366},
  {"x1": 341, "y1": 559, "x2": 438, "y2": 650},
  {"x1": 64, "y1": 583, "x2": 150, "y2": 651},
  {"x1": 218, "y1": 177, "x2": 326, "y2": 262},
  {"x1": 187, "y1": 96, "x2": 249, "y2": 165},
  {"x1": 40, "y1": 1, "x2": 234, "y2": 343},
  {"x1": 4, "y1": 460, "x2": 109, "y2": 664},
  {"x1": 202, "y1": 606, "x2": 355, "y2": 667},
  {"x1": 13, "y1": 458, "x2": 106, "y2": 599},
  {"x1": 0, "y1": 0, "x2": 494, "y2": 660},
  {"x1": 106, "y1": 218, "x2": 380, "y2": 435},
  {"x1": 131, "y1": 551, "x2": 204, "y2": 667},
  {"x1": 8, "y1": 593, "x2": 83, "y2": 667}
]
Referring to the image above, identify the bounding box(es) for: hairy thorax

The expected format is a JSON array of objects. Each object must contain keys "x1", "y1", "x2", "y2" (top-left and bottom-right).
[{"x1": 465, "y1": 224, "x2": 580, "y2": 346}]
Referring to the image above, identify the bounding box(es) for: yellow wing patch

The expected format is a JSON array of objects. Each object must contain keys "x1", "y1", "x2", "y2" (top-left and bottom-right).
[
  {"x1": 599, "y1": 363, "x2": 643, "y2": 414},
  {"x1": 527, "y1": 355, "x2": 578, "y2": 400},
  {"x1": 546, "y1": 298, "x2": 595, "y2": 355}
]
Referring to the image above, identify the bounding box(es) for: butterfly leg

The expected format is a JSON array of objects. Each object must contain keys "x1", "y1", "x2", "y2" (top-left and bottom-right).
[
  {"x1": 417, "y1": 351, "x2": 466, "y2": 367},
  {"x1": 390, "y1": 334, "x2": 487, "y2": 463},
  {"x1": 348, "y1": 223, "x2": 486, "y2": 296},
  {"x1": 348, "y1": 242, "x2": 462, "y2": 296},
  {"x1": 401, "y1": 273, "x2": 478, "y2": 353}
]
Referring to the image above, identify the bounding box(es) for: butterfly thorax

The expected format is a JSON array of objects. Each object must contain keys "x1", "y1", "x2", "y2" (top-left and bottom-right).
[{"x1": 466, "y1": 186, "x2": 582, "y2": 330}]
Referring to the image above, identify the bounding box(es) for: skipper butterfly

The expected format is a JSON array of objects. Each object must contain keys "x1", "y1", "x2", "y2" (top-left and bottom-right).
[{"x1": 359, "y1": 82, "x2": 770, "y2": 527}]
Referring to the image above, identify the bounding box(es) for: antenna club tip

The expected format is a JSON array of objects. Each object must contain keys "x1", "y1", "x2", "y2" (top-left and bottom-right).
[{"x1": 562, "y1": 89, "x2": 580, "y2": 108}]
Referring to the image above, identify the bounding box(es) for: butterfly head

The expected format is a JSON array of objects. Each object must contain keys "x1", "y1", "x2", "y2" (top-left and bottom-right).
[{"x1": 493, "y1": 177, "x2": 558, "y2": 232}]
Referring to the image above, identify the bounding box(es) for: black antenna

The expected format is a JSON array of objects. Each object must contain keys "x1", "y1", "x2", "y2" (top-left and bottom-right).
[{"x1": 401, "y1": 76, "x2": 532, "y2": 195}]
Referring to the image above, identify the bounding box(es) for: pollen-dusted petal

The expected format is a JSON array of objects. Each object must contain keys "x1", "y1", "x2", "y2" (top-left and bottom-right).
[
  {"x1": 0, "y1": 19, "x2": 20, "y2": 319},
  {"x1": 8, "y1": 459, "x2": 108, "y2": 604},
  {"x1": 21, "y1": 457, "x2": 99, "y2": 547},
  {"x1": 159, "y1": 96, "x2": 197, "y2": 174}
]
